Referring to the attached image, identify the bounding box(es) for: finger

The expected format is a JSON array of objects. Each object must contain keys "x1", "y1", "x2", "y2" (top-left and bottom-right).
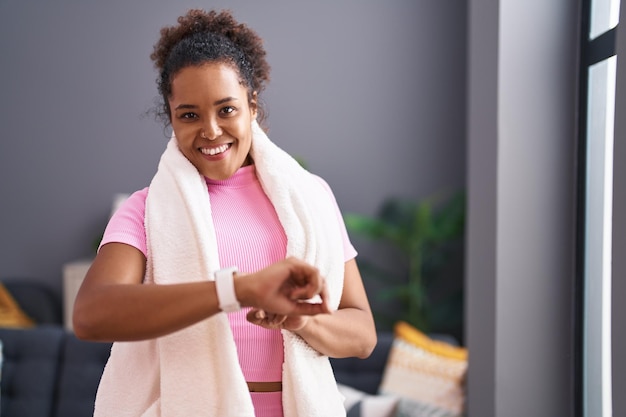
[
  {"x1": 267, "y1": 314, "x2": 287, "y2": 326},
  {"x1": 289, "y1": 285, "x2": 317, "y2": 300},
  {"x1": 246, "y1": 310, "x2": 272, "y2": 328},
  {"x1": 317, "y1": 282, "x2": 332, "y2": 314},
  {"x1": 288, "y1": 259, "x2": 320, "y2": 286},
  {"x1": 247, "y1": 308, "x2": 266, "y2": 322},
  {"x1": 289, "y1": 276, "x2": 328, "y2": 302},
  {"x1": 290, "y1": 300, "x2": 331, "y2": 316}
]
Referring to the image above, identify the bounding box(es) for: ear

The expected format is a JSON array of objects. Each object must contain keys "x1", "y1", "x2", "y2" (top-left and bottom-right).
[{"x1": 249, "y1": 91, "x2": 258, "y2": 120}]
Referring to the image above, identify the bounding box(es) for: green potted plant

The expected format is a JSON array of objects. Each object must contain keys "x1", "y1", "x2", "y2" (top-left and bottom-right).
[{"x1": 344, "y1": 191, "x2": 465, "y2": 337}]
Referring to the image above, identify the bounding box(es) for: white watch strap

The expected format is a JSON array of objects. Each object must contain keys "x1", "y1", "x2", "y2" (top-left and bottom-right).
[{"x1": 215, "y1": 266, "x2": 240, "y2": 313}]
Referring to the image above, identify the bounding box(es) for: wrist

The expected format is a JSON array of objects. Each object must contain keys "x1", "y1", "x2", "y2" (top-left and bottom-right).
[
  {"x1": 214, "y1": 267, "x2": 240, "y2": 313},
  {"x1": 292, "y1": 315, "x2": 315, "y2": 335},
  {"x1": 232, "y1": 272, "x2": 253, "y2": 307}
]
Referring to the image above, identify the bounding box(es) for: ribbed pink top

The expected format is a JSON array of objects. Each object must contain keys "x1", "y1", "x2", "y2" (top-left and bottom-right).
[
  {"x1": 101, "y1": 164, "x2": 356, "y2": 417},
  {"x1": 204, "y1": 165, "x2": 288, "y2": 384}
]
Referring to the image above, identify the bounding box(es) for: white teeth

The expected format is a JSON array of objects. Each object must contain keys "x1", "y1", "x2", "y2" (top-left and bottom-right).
[{"x1": 201, "y1": 144, "x2": 229, "y2": 156}]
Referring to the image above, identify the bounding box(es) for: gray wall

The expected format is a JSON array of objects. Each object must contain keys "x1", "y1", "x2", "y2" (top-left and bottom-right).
[
  {"x1": 466, "y1": 0, "x2": 578, "y2": 416},
  {"x1": 0, "y1": 1, "x2": 467, "y2": 295}
]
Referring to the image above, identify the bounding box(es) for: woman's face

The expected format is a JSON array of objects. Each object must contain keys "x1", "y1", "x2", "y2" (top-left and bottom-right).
[{"x1": 168, "y1": 62, "x2": 257, "y2": 180}]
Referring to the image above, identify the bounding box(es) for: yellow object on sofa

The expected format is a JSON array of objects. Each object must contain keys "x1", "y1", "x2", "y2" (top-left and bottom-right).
[
  {"x1": 0, "y1": 283, "x2": 35, "y2": 328},
  {"x1": 379, "y1": 321, "x2": 468, "y2": 416}
]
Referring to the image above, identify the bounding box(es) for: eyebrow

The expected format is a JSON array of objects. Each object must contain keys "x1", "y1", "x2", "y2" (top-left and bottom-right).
[
  {"x1": 214, "y1": 96, "x2": 238, "y2": 106},
  {"x1": 173, "y1": 97, "x2": 238, "y2": 111}
]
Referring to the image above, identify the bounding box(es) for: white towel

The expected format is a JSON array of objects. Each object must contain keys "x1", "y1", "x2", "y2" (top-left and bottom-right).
[{"x1": 94, "y1": 121, "x2": 347, "y2": 417}]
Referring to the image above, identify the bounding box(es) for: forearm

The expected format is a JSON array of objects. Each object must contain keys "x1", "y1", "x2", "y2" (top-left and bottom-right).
[
  {"x1": 73, "y1": 281, "x2": 223, "y2": 342},
  {"x1": 74, "y1": 253, "x2": 330, "y2": 342},
  {"x1": 294, "y1": 307, "x2": 377, "y2": 359},
  {"x1": 74, "y1": 273, "x2": 270, "y2": 342}
]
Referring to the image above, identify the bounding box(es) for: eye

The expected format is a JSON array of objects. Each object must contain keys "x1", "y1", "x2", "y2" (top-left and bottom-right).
[
  {"x1": 179, "y1": 112, "x2": 198, "y2": 120},
  {"x1": 220, "y1": 106, "x2": 236, "y2": 116}
]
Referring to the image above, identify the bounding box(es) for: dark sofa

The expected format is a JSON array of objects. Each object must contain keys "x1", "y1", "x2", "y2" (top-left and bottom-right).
[
  {"x1": 0, "y1": 280, "x2": 113, "y2": 417},
  {"x1": 0, "y1": 280, "x2": 393, "y2": 417},
  {"x1": 0, "y1": 326, "x2": 111, "y2": 417}
]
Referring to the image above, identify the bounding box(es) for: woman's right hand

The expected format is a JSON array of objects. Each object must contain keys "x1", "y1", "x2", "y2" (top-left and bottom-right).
[{"x1": 237, "y1": 257, "x2": 331, "y2": 317}]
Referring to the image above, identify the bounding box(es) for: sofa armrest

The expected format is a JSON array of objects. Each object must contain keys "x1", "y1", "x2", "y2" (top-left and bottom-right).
[{"x1": 0, "y1": 326, "x2": 65, "y2": 417}]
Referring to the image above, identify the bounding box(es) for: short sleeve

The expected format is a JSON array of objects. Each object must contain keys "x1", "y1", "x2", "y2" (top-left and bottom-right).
[
  {"x1": 99, "y1": 188, "x2": 149, "y2": 257},
  {"x1": 313, "y1": 175, "x2": 358, "y2": 262}
]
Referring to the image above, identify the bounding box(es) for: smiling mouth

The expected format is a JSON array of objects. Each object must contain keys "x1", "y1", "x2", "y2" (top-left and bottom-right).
[{"x1": 200, "y1": 144, "x2": 231, "y2": 156}]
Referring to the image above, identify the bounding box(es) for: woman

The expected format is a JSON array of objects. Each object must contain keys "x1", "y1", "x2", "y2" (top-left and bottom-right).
[{"x1": 73, "y1": 9, "x2": 376, "y2": 417}]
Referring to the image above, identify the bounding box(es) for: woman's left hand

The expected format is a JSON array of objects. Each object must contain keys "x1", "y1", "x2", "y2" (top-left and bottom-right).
[
  {"x1": 246, "y1": 308, "x2": 308, "y2": 331},
  {"x1": 250, "y1": 258, "x2": 377, "y2": 359}
]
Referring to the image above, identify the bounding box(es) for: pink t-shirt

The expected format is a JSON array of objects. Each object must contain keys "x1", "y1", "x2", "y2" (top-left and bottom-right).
[{"x1": 100, "y1": 164, "x2": 356, "y2": 417}]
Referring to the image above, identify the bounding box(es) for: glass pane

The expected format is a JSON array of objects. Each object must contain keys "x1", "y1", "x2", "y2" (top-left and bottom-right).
[
  {"x1": 583, "y1": 55, "x2": 616, "y2": 417},
  {"x1": 590, "y1": 0, "x2": 620, "y2": 40}
]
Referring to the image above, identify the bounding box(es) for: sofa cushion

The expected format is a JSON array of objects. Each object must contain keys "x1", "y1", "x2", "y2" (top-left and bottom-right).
[
  {"x1": 53, "y1": 335, "x2": 111, "y2": 417},
  {"x1": 379, "y1": 322, "x2": 468, "y2": 417},
  {"x1": 0, "y1": 326, "x2": 64, "y2": 417},
  {"x1": 0, "y1": 283, "x2": 35, "y2": 328},
  {"x1": 338, "y1": 383, "x2": 399, "y2": 417}
]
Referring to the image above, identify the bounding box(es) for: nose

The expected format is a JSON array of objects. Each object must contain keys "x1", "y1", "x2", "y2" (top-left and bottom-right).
[{"x1": 203, "y1": 118, "x2": 223, "y2": 141}]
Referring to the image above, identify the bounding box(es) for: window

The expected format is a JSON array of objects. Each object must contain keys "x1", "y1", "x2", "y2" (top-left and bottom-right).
[{"x1": 578, "y1": 1, "x2": 620, "y2": 416}]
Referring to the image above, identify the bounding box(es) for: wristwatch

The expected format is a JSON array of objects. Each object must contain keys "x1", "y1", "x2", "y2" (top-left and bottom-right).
[{"x1": 214, "y1": 266, "x2": 240, "y2": 313}]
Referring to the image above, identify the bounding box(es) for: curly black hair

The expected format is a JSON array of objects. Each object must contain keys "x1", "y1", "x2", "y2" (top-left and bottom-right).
[{"x1": 151, "y1": 9, "x2": 271, "y2": 125}]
